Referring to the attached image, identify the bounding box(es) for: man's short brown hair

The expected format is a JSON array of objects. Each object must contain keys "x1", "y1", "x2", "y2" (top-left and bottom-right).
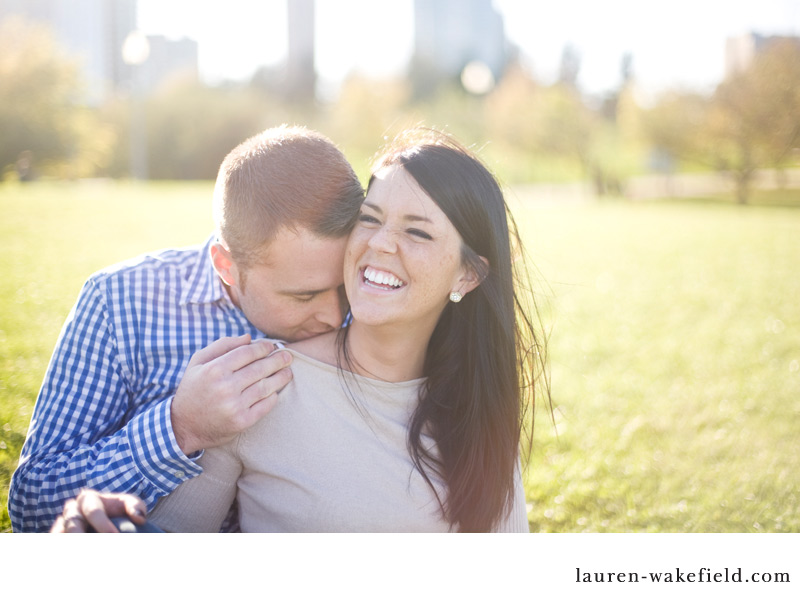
[{"x1": 213, "y1": 125, "x2": 364, "y2": 267}]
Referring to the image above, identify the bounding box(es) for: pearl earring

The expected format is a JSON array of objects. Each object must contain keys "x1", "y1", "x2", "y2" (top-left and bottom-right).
[{"x1": 449, "y1": 291, "x2": 463, "y2": 303}]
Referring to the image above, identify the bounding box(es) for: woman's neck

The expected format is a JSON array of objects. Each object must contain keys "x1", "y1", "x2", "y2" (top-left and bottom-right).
[{"x1": 342, "y1": 321, "x2": 432, "y2": 383}]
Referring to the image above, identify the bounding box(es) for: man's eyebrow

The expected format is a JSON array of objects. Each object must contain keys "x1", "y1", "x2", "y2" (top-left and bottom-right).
[
  {"x1": 363, "y1": 201, "x2": 433, "y2": 224},
  {"x1": 277, "y1": 288, "x2": 326, "y2": 297}
]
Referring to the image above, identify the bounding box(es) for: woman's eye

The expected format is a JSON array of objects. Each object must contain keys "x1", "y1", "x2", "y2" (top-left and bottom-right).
[
  {"x1": 408, "y1": 229, "x2": 433, "y2": 240},
  {"x1": 358, "y1": 214, "x2": 380, "y2": 225}
]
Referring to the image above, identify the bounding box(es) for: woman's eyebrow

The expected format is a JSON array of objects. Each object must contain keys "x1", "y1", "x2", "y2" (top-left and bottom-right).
[
  {"x1": 362, "y1": 201, "x2": 382, "y2": 213},
  {"x1": 363, "y1": 201, "x2": 433, "y2": 224}
]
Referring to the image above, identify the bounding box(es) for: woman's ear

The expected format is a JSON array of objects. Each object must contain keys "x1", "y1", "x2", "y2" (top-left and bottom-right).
[
  {"x1": 210, "y1": 241, "x2": 238, "y2": 287},
  {"x1": 455, "y1": 255, "x2": 489, "y2": 297}
]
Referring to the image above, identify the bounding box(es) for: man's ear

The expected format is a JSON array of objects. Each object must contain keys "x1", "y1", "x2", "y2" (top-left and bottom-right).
[
  {"x1": 210, "y1": 242, "x2": 238, "y2": 287},
  {"x1": 455, "y1": 255, "x2": 489, "y2": 297}
]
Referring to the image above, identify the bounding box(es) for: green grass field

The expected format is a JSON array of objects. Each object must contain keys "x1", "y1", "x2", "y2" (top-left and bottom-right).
[{"x1": 1, "y1": 181, "x2": 798, "y2": 532}]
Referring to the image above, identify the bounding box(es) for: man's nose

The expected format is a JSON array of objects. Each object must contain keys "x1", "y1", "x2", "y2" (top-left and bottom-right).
[{"x1": 315, "y1": 288, "x2": 346, "y2": 329}]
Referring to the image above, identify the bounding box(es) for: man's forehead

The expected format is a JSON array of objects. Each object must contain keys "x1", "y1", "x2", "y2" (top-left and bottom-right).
[
  {"x1": 259, "y1": 226, "x2": 346, "y2": 261},
  {"x1": 253, "y1": 227, "x2": 346, "y2": 292}
]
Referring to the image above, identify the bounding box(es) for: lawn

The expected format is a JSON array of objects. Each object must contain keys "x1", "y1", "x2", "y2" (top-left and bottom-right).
[
  {"x1": 1, "y1": 181, "x2": 798, "y2": 532},
  {"x1": 515, "y1": 189, "x2": 800, "y2": 532}
]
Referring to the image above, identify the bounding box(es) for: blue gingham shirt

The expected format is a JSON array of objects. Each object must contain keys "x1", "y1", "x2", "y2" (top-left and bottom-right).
[{"x1": 9, "y1": 235, "x2": 265, "y2": 532}]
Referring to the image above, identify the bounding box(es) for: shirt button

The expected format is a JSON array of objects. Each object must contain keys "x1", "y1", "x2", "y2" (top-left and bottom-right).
[{"x1": 174, "y1": 470, "x2": 185, "y2": 479}]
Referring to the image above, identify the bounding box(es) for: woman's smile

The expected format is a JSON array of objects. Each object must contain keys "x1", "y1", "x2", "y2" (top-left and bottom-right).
[
  {"x1": 360, "y1": 265, "x2": 407, "y2": 291},
  {"x1": 344, "y1": 165, "x2": 473, "y2": 332}
]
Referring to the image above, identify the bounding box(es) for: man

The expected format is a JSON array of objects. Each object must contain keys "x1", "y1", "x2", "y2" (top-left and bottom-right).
[{"x1": 9, "y1": 126, "x2": 364, "y2": 532}]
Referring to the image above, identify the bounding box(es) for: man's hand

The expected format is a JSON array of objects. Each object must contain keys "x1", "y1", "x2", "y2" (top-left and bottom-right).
[
  {"x1": 51, "y1": 490, "x2": 147, "y2": 533},
  {"x1": 170, "y1": 335, "x2": 293, "y2": 455}
]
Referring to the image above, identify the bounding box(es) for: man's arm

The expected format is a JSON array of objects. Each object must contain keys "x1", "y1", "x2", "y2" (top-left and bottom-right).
[
  {"x1": 50, "y1": 431, "x2": 242, "y2": 533},
  {"x1": 147, "y1": 439, "x2": 242, "y2": 533},
  {"x1": 10, "y1": 276, "x2": 293, "y2": 532},
  {"x1": 8, "y1": 279, "x2": 198, "y2": 532}
]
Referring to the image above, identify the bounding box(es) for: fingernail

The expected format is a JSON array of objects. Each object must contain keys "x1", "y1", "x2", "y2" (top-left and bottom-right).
[{"x1": 282, "y1": 352, "x2": 293, "y2": 365}]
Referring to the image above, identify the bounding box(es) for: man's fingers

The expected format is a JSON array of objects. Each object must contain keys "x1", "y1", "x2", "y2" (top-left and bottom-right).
[
  {"x1": 50, "y1": 516, "x2": 66, "y2": 533},
  {"x1": 189, "y1": 335, "x2": 252, "y2": 366},
  {"x1": 219, "y1": 340, "x2": 281, "y2": 374},
  {"x1": 74, "y1": 490, "x2": 148, "y2": 532},
  {"x1": 241, "y1": 366, "x2": 292, "y2": 409},
  {"x1": 243, "y1": 386, "x2": 282, "y2": 425},
  {"x1": 233, "y1": 349, "x2": 292, "y2": 392},
  {"x1": 59, "y1": 499, "x2": 88, "y2": 533},
  {"x1": 78, "y1": 490, "x2": 119, "y2": 533},
  {"x1": 173, "y1": 340, "x2": 288, "y2": 453},
  {"x1": 124, "y1": 496, "x2": 148, "y2": 525}
]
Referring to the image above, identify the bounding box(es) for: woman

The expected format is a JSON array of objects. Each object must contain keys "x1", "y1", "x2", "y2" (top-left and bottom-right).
[{"x1": 149, "y1": 129, "x2": 548, "y2": 532}]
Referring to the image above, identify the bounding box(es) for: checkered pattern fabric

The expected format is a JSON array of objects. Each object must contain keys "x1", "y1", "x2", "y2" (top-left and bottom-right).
[{"x1": 9, "y1": 236, "x2": 265, "y2": 532}]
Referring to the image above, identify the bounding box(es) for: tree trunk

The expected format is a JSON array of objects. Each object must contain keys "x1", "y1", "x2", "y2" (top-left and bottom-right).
[{"x1": 735, "y1": 169, "x2": 752, "y2": 205}]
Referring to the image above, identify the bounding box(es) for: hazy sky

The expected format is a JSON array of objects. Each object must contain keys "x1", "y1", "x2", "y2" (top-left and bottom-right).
[{"x1": 138, "y1": 0, "x2": 800, "y2": 97}]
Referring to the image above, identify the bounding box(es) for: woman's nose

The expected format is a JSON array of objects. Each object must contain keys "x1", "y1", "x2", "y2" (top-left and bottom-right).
[{"x1": 367, "y1": 226, "x2": 398, "y2": 253}]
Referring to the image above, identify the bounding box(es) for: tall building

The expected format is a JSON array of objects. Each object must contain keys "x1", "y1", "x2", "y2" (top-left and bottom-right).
[
  {"x1": 286, "y1": 0, "x2": 316, "y2": 101},
  {"x1": 139, "y1": 35, "x2": 199, "y2": 92},
  {"x1": 412, "y1": 0, "x2": 508, "y2": 96},
  {"x1": 0, "y1": 0, "x2": 137, "y2": 103},
  {"x1": 0, "y1": 0, "x2": 199, "y2": 102}
]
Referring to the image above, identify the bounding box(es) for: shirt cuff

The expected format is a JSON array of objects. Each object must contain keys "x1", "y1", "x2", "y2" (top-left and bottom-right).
[{"x1": 128, "y1": 397, "x2": 203, "y2": 494}]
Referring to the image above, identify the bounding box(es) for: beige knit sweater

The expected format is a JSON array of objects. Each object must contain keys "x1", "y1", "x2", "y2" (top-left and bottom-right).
[{"x1": 150, "y1": 348, "x2": 530, "y2": 532}]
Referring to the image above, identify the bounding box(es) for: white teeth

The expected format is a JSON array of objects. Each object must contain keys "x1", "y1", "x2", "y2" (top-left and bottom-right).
[{"x1": 364, "y1": 266, "x2": 404, "y2": 288}]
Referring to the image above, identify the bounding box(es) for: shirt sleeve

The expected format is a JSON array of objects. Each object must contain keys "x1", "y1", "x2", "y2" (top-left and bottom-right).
[
  {"x1": 8, "y1": 277, "x2": 202, "y2": 532},
  {"x1": 148, "y1": 438, "x2": 242, "y2": 533}
]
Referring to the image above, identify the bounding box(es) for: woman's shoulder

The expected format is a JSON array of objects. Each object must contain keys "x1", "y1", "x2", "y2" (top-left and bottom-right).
[
  {"x1": 284, "y1": 330, "x2": 340, "y2": 367},
  {"x1": 276, "y1": 331, "x2": 346, "y2": 385}
]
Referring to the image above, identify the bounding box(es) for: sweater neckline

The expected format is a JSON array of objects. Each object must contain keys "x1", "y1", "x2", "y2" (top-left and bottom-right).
[{"x1": 284, "y1": 347, "x2": 427, "y2": 390}]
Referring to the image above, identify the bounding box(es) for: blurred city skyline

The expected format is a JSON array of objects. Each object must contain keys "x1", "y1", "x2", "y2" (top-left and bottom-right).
[{"x1": 138, "y1": 0, "x2": 800, "y2": 99}]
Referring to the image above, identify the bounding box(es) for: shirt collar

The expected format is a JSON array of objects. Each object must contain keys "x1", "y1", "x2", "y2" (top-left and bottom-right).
[{"x1": 180, "y1": 234, "x2": 231, "y2": 306}]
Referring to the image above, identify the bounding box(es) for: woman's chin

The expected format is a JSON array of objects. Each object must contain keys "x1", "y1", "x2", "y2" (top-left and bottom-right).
[{"x1": 349, "y1": 306, "x2": 396, "y2": 328}]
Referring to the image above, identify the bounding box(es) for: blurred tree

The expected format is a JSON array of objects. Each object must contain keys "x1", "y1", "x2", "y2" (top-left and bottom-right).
[
  {"x1": 534, "y1": 84, "x2": 600, "y2": 184},
  {"x1": 141, "y1": 81, "x2": 291, "y2": 179},
  {"x1": 486, "y1": 65, "x2": 587, "y2": 183},
  {"x1": 712, "y1": 39, "x2": 800, "y2": 202},
  {"x1": 0, "y1": 17, "x2": 103, "y2": 180},
  {"x1": 482, "y1": 79, "x2": 543, "y2": 182},
  {"x1": 591, "y1": 79, "x2": 646, "y2": 197},
  {"x1": 645, "y1": 39, "x2": 800, "y2": 204},
  {"x1": 643, "y1": 91, "x2": 710, "y2": 165},
  {"x1": 325, "y1": 75, "x2": 413, "y2": 181},
  {"x1": 485, "y1": 63, "x2": 645, "y2": 188},
  {"x1": 485, "y1": 63, "x2": 540, "y2": 155},
  {"x1": 413, "y1": 81, "x2": 488, "y2": 147}
]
